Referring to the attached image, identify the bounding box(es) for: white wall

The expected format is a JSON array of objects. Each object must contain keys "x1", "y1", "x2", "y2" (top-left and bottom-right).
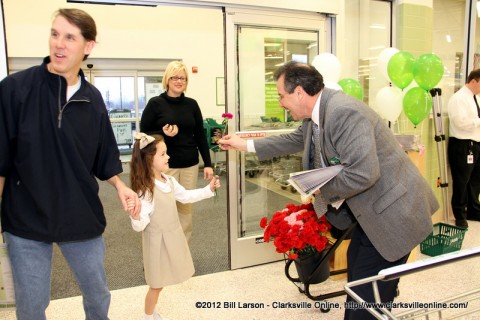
[
  {"x1": 2, "y1": 0, "x2": 346, "y2": 119},
  {"x1": 2, "y1": 0, "x2": 225, "y2": 117}
]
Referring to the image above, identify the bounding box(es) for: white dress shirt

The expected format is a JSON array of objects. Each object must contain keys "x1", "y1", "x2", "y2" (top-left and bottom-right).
[
  {"x1": 448, "y1": 85, "x2": 480, "y2": 141},
  {"x1": 130, "y1": 174, "x2": 214, "y2": 232}
]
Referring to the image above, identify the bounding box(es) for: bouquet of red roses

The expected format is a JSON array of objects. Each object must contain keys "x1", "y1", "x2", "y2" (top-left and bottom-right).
[{"x1": 260, "y1": 203, "x2": 331, "y2": 260}]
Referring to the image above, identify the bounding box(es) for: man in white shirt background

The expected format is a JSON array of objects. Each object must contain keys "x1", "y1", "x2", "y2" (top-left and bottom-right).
[{"x1": 447, "y1": 69, "x2": 480, "y2": 228}]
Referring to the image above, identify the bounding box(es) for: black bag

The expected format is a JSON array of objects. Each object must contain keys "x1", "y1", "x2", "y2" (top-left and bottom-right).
[{"x1": 326, "y1": 203, "x2": 355, "y2": 238}]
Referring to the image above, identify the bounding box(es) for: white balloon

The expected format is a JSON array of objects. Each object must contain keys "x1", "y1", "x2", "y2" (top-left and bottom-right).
[
  {"x1": 375, "y1": 86, "x2": 404, "y2": 123},
  {"x1": 312, "y1": 53, "x2": 341, "y2": 83},
  {"x1": 324, "y1": 80, "x2": 342, "y2": 91},
  {"x1": 377, "y1": 47, "x2": 399, "y2": 83}
]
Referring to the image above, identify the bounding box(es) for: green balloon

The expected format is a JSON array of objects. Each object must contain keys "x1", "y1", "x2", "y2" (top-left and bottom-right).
[
  {"x1": 387, "y1": 51, "x2": 415, "y2": 89},
  {"x1": 338, "y1": 78, "x2": 364, "y2": 101},
  {"x1": 403, "y1": 87, "x2": 432, "y2": 126},
  {"x1": 413, "y1": 53, "x2": 444, "y2": 91}
]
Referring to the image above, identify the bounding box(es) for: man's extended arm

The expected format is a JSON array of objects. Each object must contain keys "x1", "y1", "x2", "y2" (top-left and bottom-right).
[{"x1": 218, "y1": 134, "x2": 248, "y2": 151}]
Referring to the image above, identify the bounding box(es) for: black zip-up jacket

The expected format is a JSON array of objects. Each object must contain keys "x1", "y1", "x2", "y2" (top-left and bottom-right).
[{"x1": 0, "y1": 57, "x2": 122, "y2": 242}]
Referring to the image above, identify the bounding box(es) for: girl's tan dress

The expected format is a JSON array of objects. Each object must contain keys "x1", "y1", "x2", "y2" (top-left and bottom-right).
[{"x1": 142, "y1": 180, "x2": 195, "y2": 288}]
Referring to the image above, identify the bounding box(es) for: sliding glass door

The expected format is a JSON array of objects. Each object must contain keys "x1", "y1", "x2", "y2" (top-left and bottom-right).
[{"x1": 224, "y1": 8, "x2": 327, "y2": 269}]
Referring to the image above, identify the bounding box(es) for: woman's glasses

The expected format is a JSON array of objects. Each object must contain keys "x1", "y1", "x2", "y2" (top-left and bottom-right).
[{"x1": 170, "y1": 76, "x2": 187, "y2": 82}]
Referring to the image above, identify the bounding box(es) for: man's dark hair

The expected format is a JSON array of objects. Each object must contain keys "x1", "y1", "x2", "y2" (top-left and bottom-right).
[
  {"x1": 55, "y1": 8, "x2": 97, "y2": 60},
  {"x1": 273, "y1": 61, "x2": 324, "y2": 96},
  {"x1": 467, "y1": 69, "x2": 480, "y2": 83}
]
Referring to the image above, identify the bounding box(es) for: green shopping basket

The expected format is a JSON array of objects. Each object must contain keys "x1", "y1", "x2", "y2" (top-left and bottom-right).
[{"x1": 420, "y1": 223, "x2": 466, "y2": 257}]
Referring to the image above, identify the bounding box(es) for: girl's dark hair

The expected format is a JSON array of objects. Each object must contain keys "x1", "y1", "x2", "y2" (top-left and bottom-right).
[{"x1": 130, "y1": 134, "x2": 164, "y2": 200}]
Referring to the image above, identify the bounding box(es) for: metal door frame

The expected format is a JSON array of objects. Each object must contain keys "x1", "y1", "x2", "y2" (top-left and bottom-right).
[{"x1": 224, "y1": 7, "x2": 329, "y2": 269}]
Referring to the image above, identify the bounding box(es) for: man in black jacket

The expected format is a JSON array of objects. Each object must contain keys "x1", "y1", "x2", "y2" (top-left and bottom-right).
[{"x1": 0, "y1": 8, "x2": 140, "y2": 320}]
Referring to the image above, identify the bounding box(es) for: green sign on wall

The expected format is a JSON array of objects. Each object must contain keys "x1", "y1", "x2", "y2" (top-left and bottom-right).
[{"x1": 265, "y1": 83, "x2": 284, "y2": 122}]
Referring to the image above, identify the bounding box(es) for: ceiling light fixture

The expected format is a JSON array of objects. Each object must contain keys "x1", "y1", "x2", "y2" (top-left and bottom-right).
[{"x1": 369, "y1": 25, "x2": 385, "y2": 30}]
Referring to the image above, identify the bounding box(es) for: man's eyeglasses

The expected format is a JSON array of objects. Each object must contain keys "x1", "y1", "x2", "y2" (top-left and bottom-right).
[{"x1": 170, "y1": 76, "x2": 187, "y2": 82}]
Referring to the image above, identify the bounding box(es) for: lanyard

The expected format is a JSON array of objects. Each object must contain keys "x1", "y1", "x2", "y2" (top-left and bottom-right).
[{"x1": 474, "y1": 95, "x2": 480, "y2": 118}]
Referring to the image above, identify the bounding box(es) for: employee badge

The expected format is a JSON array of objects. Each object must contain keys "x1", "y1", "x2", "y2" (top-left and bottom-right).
[{"x1": 467, "y1": 154, "x2": 474, "y2": 164}]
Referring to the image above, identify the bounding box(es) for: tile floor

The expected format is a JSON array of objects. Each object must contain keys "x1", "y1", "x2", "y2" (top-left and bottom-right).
[{"x1": 1, "y1": 221, "x2": 480, "y2": 320}]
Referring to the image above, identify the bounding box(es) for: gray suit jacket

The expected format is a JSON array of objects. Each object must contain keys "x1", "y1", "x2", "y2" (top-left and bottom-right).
[{"x1": 255, "y1": 88, "x2": 439, "y2": 262}]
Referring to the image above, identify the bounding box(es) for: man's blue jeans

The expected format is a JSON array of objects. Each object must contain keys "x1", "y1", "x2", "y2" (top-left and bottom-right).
[{"x1": 4, "y1": 232, "x2": 111, "y2": 320}]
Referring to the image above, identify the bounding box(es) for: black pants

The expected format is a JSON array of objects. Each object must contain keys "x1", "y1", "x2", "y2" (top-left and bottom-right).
[
  {"x1": 448, "y1": 137, "x2": 480, "y2": 220},
  {"x1": 344, "y1": 225, "x2": 409, "y2": 320}
]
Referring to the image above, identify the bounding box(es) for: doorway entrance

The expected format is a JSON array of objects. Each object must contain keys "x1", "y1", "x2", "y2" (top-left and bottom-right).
[{"x1": 224, "y1": 8, "x2": 328, "y2": 269}]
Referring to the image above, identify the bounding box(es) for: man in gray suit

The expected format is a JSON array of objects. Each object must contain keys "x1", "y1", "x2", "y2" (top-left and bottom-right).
[{"x1": 219, "y1": 61, "x2": 439, "y2": 319}]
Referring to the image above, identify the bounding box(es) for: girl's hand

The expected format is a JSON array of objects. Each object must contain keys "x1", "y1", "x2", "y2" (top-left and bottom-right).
[
  {"x1": 127, "y1": 198, "x2": 140, "y2": 220},
  {"x1": 162, "y1": 124, "x2": 178, "y2": 137},
  {"x1": 209, "y1": 175, "x2": 221, "y2": 192}
]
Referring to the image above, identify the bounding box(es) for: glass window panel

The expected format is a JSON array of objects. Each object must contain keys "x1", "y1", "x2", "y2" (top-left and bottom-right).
[
  {"x1": 344, "y1": 0, "x2": 392, "y2": 106},
  {"x1": 94, "y1": 76, "x2": 135, "y2": 151},
  {"x1": 236, "y1": 26, "x2": 318, "y2": 238},
  {"x1": 240, "y1": 152, "x2": 303, "y2": 238},
  {"x1": 139, "y1": 76, "x2": 163, "y2": 117},
  {"x1": 94, "y1": 76, "x2": 135, "y2": 113},
  {"x1": 92, "y1": 74, "x2": 163, "y2": 153},
  {"x1": 238, "y1": 26, "x2": 317, "y2": 131},
  {"x1": 433, "y1": 0, "x2": 465, "y2": 100}
]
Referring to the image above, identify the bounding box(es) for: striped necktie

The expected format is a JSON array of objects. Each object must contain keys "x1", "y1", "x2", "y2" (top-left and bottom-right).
[{"x1": 312, "y1": 123, "x2": 328, "y2": 215}]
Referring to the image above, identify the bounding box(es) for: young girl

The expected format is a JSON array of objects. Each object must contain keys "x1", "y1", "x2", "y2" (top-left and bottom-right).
[{"x1": 129, "y1": 132, "x2": 220, "y2": 320}]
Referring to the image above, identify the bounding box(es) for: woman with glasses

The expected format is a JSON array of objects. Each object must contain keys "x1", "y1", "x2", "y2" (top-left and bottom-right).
[{"x1": 141, "y1": 60, "x2": 213, "y2": 243}]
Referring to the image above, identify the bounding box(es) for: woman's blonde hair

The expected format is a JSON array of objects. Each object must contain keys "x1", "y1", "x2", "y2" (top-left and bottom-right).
[{"x1": 162, "y1": 60, "x2": 189, "y2": 92}]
